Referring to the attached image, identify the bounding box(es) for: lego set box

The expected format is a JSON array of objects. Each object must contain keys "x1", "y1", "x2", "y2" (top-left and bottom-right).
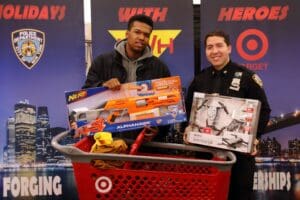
[
  {"x1": 65, "y1": 76, "x2": 187, "y2": 135},
  {"x1": 186, "y1": 92, "x2": 261, "y2": 153}
]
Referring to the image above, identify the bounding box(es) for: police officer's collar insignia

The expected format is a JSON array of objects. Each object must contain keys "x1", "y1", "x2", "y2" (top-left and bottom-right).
[
  {"x1": 252, "y1": 74, "x2": 263, "y2": 88},
  {"x1": 234, "y1": 72, "x2": 242, "y2": 78},
  {"x1": 212, "y1": 69, "x2": 225, "y2": 76},
  {"x1": 11, "y1": 29, "x2": 45, "y2": 70}
]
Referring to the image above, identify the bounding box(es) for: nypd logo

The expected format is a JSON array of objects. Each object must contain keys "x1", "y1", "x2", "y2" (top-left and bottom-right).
[{"x1": 11, "y1": 29, "x2": 45, "y2": 69}]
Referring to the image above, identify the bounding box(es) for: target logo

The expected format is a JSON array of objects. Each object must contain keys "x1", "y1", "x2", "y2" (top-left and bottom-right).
[
  {"x1": 236, "y1": 29, "x2": 269, "y2": 61},
  {"x1": 95, "y1": 176, "x2": 113, "y2": 194}
]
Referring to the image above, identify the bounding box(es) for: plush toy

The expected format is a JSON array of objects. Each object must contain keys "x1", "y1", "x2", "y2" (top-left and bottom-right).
[{"x1": 90, "y1": 132, "x2": 128, "y2": 169}]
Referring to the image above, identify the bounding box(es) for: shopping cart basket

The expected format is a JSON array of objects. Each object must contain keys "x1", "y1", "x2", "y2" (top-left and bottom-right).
[{"x1": 52, "y1": 131, "x2": 236, "y2": 200}]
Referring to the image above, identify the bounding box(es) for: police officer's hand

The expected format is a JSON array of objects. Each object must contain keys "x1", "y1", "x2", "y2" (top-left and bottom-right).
[
  {"x1": 183, "y1": 125, "x2": 192, "y2": 144},
  {"x1": 103, "y1": 78, "x2": 121, "y2": 90}
]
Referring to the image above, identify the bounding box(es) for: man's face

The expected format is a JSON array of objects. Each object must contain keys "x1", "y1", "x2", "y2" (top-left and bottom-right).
[
  {"x1": 126, "y1": 21, "x2": 152, "y2": 53},
  {"x1": 205, "y1": 36, "x2": 231, "y2": 70}
]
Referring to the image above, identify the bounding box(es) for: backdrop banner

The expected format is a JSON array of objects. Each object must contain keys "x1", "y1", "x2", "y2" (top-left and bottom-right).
[
  {"x1": 201, "y1": 0, "x2": 300, "y2": 199},
  {"x1": 90, "y1": 0, "x2": 194, "y2": 91},
  {"x1": 0, "y1": 0, "x2": 85, "y2": 199}
]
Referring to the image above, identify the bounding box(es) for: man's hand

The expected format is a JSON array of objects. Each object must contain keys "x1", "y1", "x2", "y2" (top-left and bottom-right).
[{"x1": 103, "y1": 78, "x2": 121, "y2": 90}]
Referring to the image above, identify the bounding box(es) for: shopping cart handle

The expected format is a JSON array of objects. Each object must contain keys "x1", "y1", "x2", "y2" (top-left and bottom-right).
[{"x1": 51, "y1": 131, "x2": 85, "y2": 155}]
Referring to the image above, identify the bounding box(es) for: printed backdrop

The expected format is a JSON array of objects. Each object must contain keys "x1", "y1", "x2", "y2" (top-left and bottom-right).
[
  {"x1": 0, "y1": 0, "x2": 194, "y2": 199},
  {"x1": 2, "y1": 0, "x2": 298, "y2": 199},
  {"x1": 201, "y1": 0, "x2": 300, "y2": 199},
  {"x1": 90, "y1": 0, "x2": 194, "y2": 90},
  {"x1": 0, "y1": 0, "x2": 85, "y2": 199}
]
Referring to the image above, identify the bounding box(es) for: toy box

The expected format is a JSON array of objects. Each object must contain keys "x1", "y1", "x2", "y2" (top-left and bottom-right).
[
  {"x1": 186, "y1": 92, "x2": 261, "y2": 153},
  {"x1": 65, "y1": 76, "x2": 186, "y2": 135}
]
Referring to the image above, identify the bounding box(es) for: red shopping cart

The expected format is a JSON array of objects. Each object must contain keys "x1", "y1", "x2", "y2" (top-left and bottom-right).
[{"x1": 52, "y1": 131, "x2": 236, "y2": 200}]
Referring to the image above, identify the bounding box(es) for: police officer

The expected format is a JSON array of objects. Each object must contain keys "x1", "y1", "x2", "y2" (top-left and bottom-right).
[{"x1": 184, "y1": 30, "x2": 271, "y2": 200}]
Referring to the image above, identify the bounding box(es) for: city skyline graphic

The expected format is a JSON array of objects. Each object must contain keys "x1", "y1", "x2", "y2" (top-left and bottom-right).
[{"x1": 1, "y1": 99, "x2": 75, "y2": 165}]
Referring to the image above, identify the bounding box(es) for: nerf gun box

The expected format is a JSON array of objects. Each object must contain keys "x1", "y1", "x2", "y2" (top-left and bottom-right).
[
  {"x1": 186, "y1": 92, "x2": 261, "y2": 153},
  {"x1": 65, "y1": 76, "x2": 187, "y2": 135}
]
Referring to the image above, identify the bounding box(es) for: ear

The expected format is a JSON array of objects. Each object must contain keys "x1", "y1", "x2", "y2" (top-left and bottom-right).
[{"x1": 125, "y1": 30, "x2": 129, "y2": 39}]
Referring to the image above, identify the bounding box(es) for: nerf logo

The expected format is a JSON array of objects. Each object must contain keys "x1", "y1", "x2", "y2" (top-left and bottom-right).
[
  {"x1": 218, "y1": 5, "x2": 289, "y2": 21},
  {"x1": 67, "y1": 91, "x2": 87, "y2": 103},
  {"x1": 118, "y1": 7, "x2": 168, "y2": 22},
  {"x1": 109, "y1": 30, "x2": 181, "y2": 57},
  {"x1": 0, "y1": 4, "x2": 66, "y2": 20}
]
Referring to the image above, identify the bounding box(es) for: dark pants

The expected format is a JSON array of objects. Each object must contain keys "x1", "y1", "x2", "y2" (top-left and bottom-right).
[{"x1": 228, "y1": 153, "x2": 255, "y2": 200}]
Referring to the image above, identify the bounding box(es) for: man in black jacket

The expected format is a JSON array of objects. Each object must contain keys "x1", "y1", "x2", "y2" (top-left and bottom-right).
[
  {"x1": 184, "y1": 30, "x2": 271, "y2": 200},
  {"x1": 82, "y1": 14, "x2": 171, "y2": 141},
  {"x1": 83, "y1": 14, "x2": 170, "y2": 90}
]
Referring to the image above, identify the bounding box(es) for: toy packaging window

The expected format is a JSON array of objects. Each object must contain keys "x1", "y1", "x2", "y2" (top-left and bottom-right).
[
  {"x1": 187, "y1": 92, "x2": 261, "y2": 153},
  {"x1": 65, "y1": 76, "x2": 187, "y2": 135}
]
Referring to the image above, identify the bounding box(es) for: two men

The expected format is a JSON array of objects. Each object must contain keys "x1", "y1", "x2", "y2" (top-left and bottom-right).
[{"x1": 84, "y1": 14, "x2": 271, "y2": 199}]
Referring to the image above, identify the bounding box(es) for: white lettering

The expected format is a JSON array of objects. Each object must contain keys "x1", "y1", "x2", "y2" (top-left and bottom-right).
[
  {"x1": 2, "y1": 175, "x2": 62, "y2": 197},
  {"x1": 268, "y1": 172, "x2": 276, "y2": 190},
  {"x1": 11, "y1": 177, "x2": 21, "y2": 197},
  {"x1": 53, "y1": 176, "x2": 62, "y2": 195},
  {"x1": 21, "y1": 177, "x2": 29, "y2": 196},
  {"x1": 30, "y1": 176, "x2": 38, "y2": 196},
  {"x1": 43, "y1": 176, "x2": 52, "y2": 195},
  {"x1": 3, "y1": 177, "x2": 11, "y2": 197},
  {"x1": 253, "y1": 170, "x2": 291, "y2": 191}
]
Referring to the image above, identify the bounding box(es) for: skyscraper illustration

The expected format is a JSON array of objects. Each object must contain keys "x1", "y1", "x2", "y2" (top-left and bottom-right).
[
  {"x1": 14, "y1": 100, "x2": 36, "y2": 164},
  {"x1": 36, "y1": 106, "x2": 51, "y2": 163}
]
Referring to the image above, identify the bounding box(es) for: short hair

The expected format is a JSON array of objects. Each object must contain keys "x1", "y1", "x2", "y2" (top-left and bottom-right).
[
  {"x1": 127, "y1": 14, "x2": 153, "y2": 30},
  {"x1": 204, "y1": 30, "x2": 231, "y2": 47}
]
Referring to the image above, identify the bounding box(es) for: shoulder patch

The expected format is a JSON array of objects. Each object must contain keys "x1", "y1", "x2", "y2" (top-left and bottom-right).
[{"x1": 252, "y1": 74, "x2": 263, "y2": 88}]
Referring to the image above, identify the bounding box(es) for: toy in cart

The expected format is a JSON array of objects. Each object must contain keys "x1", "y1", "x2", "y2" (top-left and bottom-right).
[
  {"x1": 186, "y1": 92, "x2": 261, "y2": 153},
  {"x1": 65, "y1": 76, "x2": 187, "y2": 134},
  {"x1": 90, "y1": 131, "x2": 128, "y2": 169},
  {"x1": 88, "y1": 126, "x2": 158, "y2": 169},
  {"x1": 59, "y1": 77, "x2": 236, "y2": 199}
]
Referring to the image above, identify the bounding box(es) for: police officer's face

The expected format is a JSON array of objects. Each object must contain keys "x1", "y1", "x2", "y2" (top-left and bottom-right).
[
  {"x1": 126, "y1": 21, "x2": 152, "y2": 54},
  {"x1": 205, "y1": 36, "x2": 231, "y2": 70}
]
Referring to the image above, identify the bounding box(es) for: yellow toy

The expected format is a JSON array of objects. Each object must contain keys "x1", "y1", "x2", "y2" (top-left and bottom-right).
[
  {"x1": 90, "y1": 132, "x2": 128, "y2": 169},
  {"x1": 93, "y1": 132, "x2": 113, "y2": 146}
]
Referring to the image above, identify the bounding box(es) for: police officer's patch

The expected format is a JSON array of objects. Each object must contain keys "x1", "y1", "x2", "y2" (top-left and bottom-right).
[
  {"x1": 252, "y1": 74, "x2": 263, "y2": 88},
  {"x1": 11, "y1": 29, "x2": 45, "y2": 70}
]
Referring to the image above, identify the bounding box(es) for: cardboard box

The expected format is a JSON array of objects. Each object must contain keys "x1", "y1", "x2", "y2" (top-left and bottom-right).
[
  {"x1": 65, "y1": 76, "x2": 187, "y2": 134},
  {"x1": 186, "y1": 92, "x2": 261, "y2": 153}
]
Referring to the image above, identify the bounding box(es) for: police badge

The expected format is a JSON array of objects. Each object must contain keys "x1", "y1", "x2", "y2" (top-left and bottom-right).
[{"x1": 11, "y1": 29, "x2": 45, "y2": 69}]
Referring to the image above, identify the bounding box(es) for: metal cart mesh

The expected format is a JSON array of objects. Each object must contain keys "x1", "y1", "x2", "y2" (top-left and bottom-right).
[{"x1": 52, "y1": 131, "x2": 236, "y2": 200}]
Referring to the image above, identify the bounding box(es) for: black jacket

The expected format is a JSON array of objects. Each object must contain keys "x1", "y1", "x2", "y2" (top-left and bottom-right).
[{"x1": 82, "y1": 51, "x2": 170, "y2": 88}]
